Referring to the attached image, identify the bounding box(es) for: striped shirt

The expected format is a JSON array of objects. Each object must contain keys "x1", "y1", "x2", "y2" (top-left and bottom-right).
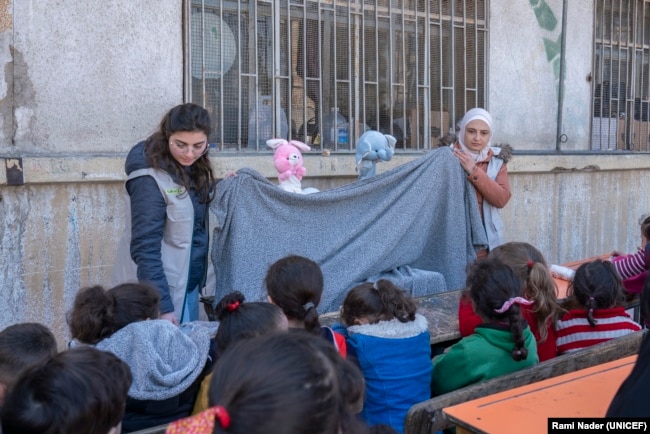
[
  {"x1": 612, "y1": 249, "x2": 647, "y2": 280},
  {"x1": 556, "y1": 307, "x2": 641, "y2": 354}
]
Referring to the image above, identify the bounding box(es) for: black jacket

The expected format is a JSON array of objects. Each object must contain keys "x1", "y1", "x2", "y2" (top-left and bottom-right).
[{"x1": 125, "y1": 141, "x2": 209, "y2": 314}]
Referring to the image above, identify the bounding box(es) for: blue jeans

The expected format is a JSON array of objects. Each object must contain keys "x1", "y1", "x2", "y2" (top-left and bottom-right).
[{"x1": 181, "y1": 286, "x2": 199, "y2": 324}]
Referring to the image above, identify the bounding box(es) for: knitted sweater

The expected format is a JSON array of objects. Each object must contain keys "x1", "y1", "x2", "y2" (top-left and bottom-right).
[
  {"x1": 431, "y1": 323, "x2": 538, "y2": 396},
  {"x1": 556, "y1": 307, "x2": 642, "y2": 354},
  {"x1": 334, "y1": 314, "x2": 432, "y2": 434}
]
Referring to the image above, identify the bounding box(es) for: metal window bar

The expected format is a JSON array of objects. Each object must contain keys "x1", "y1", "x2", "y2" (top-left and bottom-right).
[
  {"x1": 187, "y1": 0, "x2": 487, "y2": 152},
  {"x1": 593, "y1": 0, "x2": 650, "y2": 151}
]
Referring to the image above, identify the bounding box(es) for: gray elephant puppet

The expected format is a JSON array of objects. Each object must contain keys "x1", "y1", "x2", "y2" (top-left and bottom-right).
[{"x1": 355, "y1": 131, "x2": 397, "y2": 180}]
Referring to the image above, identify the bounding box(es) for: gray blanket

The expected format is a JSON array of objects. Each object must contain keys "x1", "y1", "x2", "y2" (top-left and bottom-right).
[{"x1": 210, "y1": 147, "x2": 488, "y2": 312}]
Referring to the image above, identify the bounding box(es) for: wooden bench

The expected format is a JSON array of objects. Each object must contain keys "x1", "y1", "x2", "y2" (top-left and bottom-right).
[{"x1": 403, "y1": 329, "x2": 646, "y2": 434}]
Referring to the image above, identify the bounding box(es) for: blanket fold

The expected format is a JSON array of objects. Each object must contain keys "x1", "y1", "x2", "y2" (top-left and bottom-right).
[{"x1": 210, "y1": 147, "x2": 488, "y2": 312}]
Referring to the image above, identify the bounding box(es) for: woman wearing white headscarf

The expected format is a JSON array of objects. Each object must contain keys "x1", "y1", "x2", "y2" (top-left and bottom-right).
[{"x1": 452, "y1": 108, "x2": 512, "y2": 258}]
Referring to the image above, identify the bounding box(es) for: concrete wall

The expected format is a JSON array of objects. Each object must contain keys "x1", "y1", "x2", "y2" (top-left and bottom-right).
[
  {"x1": 2, "y1": 0, "x2": 183, "y2": 153},
  {"x1": 490, "y1": 1, "x2": 593, "y2": 151},
  {"x1": 1, "y1": 0, "x2": 649, "y2": 347}
]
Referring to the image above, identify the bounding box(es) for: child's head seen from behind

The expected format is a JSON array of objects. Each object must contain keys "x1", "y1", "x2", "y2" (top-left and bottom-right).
[
  {"x1": 569, "y1": 259, "x2": 624, "y2": 327},
  {"x1": 1, "y1": 346, "x2": 132, "y2": 434},
  {"x1": 207, "y1": 331, "x2": 365, "y2": 434},
  {"x1": 488, "y1": 241, "x2": 561, "y2": 341},
  {"x1": 264, "y1": 255, "x2": 324, "y2": 333},
  {"x1": 67, "y1": 283, "x2": 160, "y2": 345},
  {"x1": 467, "y1": 259, "x2": 529, "y2": 361},
  {"x1": 0, "y1": 322, "x2": 57, "y2": 406},
  {"x1": 340, "y1": 279, "x2": 417, "y2": 326},
  {"x1": 214, "y1": 291, "x2": 288, "y2": 354}
]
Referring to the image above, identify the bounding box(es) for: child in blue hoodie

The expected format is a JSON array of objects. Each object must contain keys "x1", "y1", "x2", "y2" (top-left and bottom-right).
[{"x1": 334, "y1": 279, "x2": 431, "y2": 434}]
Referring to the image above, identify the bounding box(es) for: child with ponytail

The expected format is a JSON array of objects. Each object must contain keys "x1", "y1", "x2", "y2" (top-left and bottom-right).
[
  {"x1": 432, "y1": 259, "x2": 538, "y2": 396},
  {"x1": 556, "y1": 259, "x2": 641, "y2": 354},
  {"x1": 192, "y1": 291, "x2": 288, "y2": 414},
  {"x1": 458, "y1": 242, "x2": 562, "y2": 361},
  {"x1": 334, "y1": 279, "x2": 431, "y2": 434},
  {"x1": 264, "y1": 254, "x2": 347, "y2": 357}
]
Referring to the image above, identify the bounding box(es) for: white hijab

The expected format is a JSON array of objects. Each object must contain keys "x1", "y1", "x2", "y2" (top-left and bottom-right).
[{"x1": 458, "y1": 108, "x2": 493, "y2": 162}]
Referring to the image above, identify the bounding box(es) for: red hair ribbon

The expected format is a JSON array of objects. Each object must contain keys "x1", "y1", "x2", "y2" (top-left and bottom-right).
[
  {"x1": 494, "y1": 296, "x2": 534, "y2": 313},
  {"x1": 527, "y1": 260, "x2": 534, "y2": 270},
  {"x1": 213, "y1": 405, "x2": 231, "y2": 429},
  {"x1": 226, "y1": 300, "x2": 240, "y2": 312}
]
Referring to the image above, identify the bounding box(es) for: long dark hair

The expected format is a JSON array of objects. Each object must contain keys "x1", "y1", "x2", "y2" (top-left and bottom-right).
[
  {"x1": 264, "y1": 255, "x2": 324, "y2": 334},
  {"x1": 569, "y1": 259, "x2": 625, "y2": 327},
  {"x1": 468, "y1": 259, "x2": 529, "y2": 361},
  {"x1": 145, "y1": 103, "x2": 216, "y2": 203}
]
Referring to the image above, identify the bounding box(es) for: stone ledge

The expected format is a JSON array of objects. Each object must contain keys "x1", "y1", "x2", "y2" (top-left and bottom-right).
[{"x1": 2, "y1": 151, "x2": 650, "y2": 185}]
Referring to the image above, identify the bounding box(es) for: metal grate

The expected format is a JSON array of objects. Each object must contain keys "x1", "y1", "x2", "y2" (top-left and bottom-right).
[
  {"x1": 187, "y1": 0, "x2": 487, "y2": 152},
  {"x1": 593, "y1": 0, "x2": 650, "y2": 151}
]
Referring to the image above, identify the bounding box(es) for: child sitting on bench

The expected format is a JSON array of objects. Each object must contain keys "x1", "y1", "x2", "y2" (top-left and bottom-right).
[
  {"x1": 192, "y1": 290, "x2": 288, "y2": 414},
  {"x1": 458, "y1": 242, "x2": 562, "y2": 361},
  {"x1": 334, "y1": 279, "x2": 431, "y2": 434},
  {"x1": 432, "y1": 259, "x2": 538, "y2": 396},
  {"x1": 557, "y1": 259, "x2": 641, "y2": 354}
]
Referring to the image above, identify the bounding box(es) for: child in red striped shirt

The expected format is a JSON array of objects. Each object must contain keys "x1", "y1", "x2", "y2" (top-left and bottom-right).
[{"x1": 556, "y1": 259, "x2": 641, "y2": 354}]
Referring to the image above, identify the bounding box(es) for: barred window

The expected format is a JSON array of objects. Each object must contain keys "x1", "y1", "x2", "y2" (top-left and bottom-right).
[
  {"x1": 593, "y1": 0, "x2": 650, "y2": 151},
  {"x1": 187, "y1": 0, "x2": 487, "y2": 152}
]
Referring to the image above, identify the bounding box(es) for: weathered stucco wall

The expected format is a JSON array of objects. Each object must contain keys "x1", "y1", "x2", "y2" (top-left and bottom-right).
[
  {"x1": 490, "y1": 1, "x2": 593, "y2": 151},
  {"x1": 4, "y1": 0, "x2": 183, "y2": 153},
  {"x1": 0, "y1": 182, "x2": 124, "y2": 346}
]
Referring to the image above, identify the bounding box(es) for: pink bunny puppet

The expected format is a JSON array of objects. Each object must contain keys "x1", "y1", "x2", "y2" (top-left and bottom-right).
[{"x1": 266, "y1": 138, "x2": 318, "y2": 194}]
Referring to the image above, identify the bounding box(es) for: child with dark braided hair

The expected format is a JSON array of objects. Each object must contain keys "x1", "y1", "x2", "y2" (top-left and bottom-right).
[
  {"x1": 458, "y1": 242, "x2": 562, "y2": 361},
  {"x1": 556, "y1": 259, "x2": 641, "y2": 354},
  {"x1": 431, "y1": 259, "x2": 538, "y2": 396},
  {"x1": 333, "y1": 279, "x2": 431, "y2": 434}
]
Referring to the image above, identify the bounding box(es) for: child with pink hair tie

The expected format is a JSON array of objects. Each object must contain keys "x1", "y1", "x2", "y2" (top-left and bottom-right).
[{"x1": 432, "y1": 259, "x2": 539, "y2": 396}]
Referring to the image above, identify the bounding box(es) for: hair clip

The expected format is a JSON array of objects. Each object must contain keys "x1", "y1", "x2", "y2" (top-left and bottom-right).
[
  {"x1": 212, "y1": 405, "x2": 231, "y2": 428},
  {"x1": 372, "y1": 281, "x2": 379, "y2": 291},
  {"x1": 527, "y1": 260, "x2": 534, "y2": 270},
  {"x1": 494, "y1": 296, "x2": 534, "y2": 313},
  {"x1": 303, "y1": 301, "x2": 315, "y2": 311},
  {"x1": 226, "y1": 300, "x2": 241, "y2": 312}
]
